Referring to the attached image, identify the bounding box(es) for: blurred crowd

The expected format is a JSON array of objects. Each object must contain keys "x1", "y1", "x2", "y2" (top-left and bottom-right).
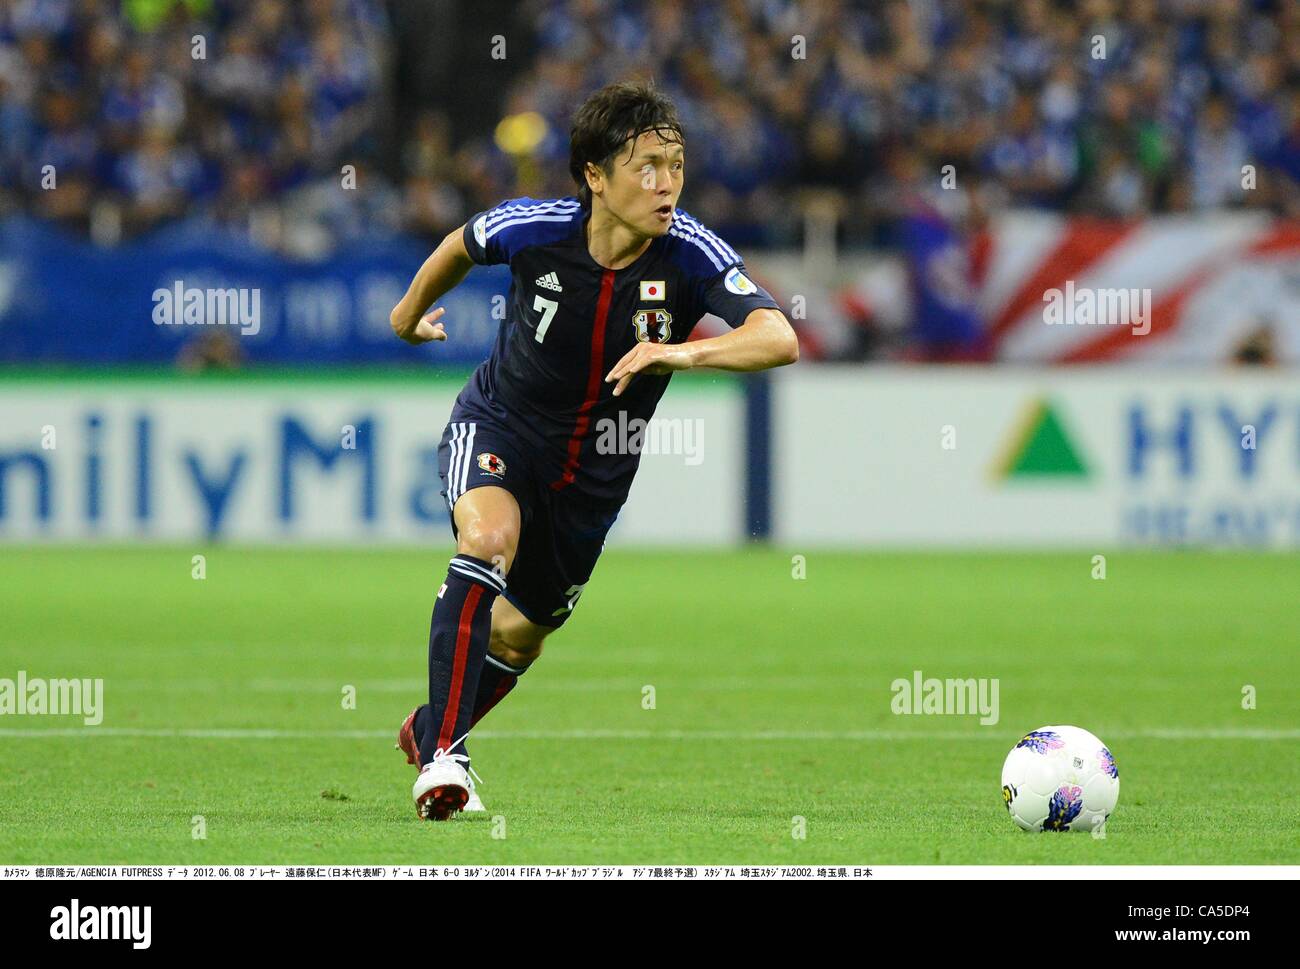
[
  {"x1": 0, "y1": 0, "x2": 393, "y2": 252},
  {"x1": 1, "y1": 0, "x2": 1297, "y2": 253},
  {"x1": 509, "y1": 0, "x2": 1300, "y2": 245}
]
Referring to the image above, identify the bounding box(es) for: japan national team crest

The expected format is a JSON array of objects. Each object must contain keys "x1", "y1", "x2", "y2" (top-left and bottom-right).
[
  {"x1": 632, "y1": 308, "x2": 673, "y2": 343},
  {"x1": 476, "y1": 452, "x2": 506, "y2": 477}
]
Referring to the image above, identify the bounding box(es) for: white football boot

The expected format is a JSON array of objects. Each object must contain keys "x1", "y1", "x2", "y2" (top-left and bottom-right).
[
  {"x1": 463, "y1": 774, "x2": 486, "y2": 812},
  {"x1": 399, "y1": 710, "x2": 484, "y2": 820},
  {"x1": 412, "y1": 750, "x2": 472, "y2": 821}
]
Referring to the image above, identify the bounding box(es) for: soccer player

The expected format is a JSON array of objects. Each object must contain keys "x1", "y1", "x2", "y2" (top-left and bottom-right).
[{"x1": 389, "y1": 80, "x2": 798, "y2": 820}]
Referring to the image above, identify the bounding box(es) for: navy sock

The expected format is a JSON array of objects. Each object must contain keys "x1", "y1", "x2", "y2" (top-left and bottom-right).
[
  {"x1": 415, "y1": 554, "x2": 504, "y2": 767},
  {"x1": 471, "y1": 653, "x2": 529, "y2": 728},
  {"x1": 416, "y1": 655, "x2": 529, "y2": 766},
  {"x1": 443, "y1": 653, "x2": 530, "y2": 763}
]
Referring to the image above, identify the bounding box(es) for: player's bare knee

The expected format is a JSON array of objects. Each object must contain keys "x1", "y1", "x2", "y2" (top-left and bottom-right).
[
  {"x1": 488, "y1": 636, "x2": 540, "y2": 668},
  {"x1": 499, "y1": 640, "x2": 543, "y2": 668},
  {"x1": 457, "y1": 518, "x2": 518, "y2": 571},
  {"x1": 489, "y1": 623, "x2": 547, "y2": 668}
]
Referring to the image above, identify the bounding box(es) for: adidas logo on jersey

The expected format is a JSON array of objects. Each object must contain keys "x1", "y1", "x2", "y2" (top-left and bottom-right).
[{"x1": 535, "y1": 272, "x2": 563, "y2": 292}]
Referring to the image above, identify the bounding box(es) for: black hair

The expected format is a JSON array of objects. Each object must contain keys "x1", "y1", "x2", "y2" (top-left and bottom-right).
[{"x1": 568, "y1": 80, "x2": 684, "y2": 208}]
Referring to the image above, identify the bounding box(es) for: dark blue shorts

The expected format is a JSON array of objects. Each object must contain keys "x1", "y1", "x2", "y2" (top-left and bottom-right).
[{"x1": 437, "y1": 411, "x2": 622, "y2": 628}]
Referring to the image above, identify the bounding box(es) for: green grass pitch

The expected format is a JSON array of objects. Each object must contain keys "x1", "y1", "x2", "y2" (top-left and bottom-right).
[{"x1": 1, "y1": 546, "x2": 1296, "y2": 865}]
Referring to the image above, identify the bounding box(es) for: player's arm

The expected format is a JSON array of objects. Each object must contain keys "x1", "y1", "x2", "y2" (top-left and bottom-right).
[
  {"x1": 389, "y1": 225, "x2": 475, "y2": 345},
  {"x1": 679, "y1": 307, "x2": 799, "y2": 371},
  {"x1": 606, "y1": 306, "x2": 797, "y2": 397}
]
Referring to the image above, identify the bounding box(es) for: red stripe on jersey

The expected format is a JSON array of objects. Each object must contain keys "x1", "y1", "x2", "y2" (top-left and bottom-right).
[
  {"x1": 551, "y1": 268, "x2": 615, "y2": 491},
  {"x1": 436, "y1": 584, "x2": 483, "y2": 752}
]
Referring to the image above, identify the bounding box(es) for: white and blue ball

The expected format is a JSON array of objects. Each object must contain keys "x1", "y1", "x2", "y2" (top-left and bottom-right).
[{"x1": 1001, "y1": 725, "x2": 1119, "y2": 833}]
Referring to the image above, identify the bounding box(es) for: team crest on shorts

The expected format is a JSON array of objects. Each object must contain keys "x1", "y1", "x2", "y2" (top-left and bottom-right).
[
  {"x1": 476, "y1": 452, "x2": 506, "y2": 477},
  {"x1": 632, "y1": 308, "x2": 672, "y2": 343}
]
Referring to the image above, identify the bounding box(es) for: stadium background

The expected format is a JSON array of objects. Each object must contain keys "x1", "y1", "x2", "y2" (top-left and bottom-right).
[
  {"x1": 3, "y1": 0, "x2": 1298, "y2": 546},
  {"x1": 1, "y1": 0, "x2": 1298, "y2": 865}
]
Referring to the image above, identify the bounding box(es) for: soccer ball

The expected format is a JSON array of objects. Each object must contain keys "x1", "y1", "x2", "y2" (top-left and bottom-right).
[{"x1": 1001, "y1": 725, "x2": 1119, "y2": 833}]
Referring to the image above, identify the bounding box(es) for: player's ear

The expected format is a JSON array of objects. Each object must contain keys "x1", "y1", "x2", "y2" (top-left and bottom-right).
[{"x1": 584, "y1": 161, "x2": 604, "y2": 197}]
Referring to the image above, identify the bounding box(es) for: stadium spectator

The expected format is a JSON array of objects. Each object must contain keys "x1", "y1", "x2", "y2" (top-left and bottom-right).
[{"x1": 0, "y1": 0, "x2": 1296, "y2": 244}]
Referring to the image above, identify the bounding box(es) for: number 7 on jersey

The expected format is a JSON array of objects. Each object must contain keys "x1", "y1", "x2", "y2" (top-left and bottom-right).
[{"x1": 533, "y1": 294, "x2": 558, "y2": 343}]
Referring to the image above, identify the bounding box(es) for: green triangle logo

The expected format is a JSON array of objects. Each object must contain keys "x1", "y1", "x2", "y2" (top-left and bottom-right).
[{"x1": 994, "y1": 399, "x2": 1089, "y2": 480}]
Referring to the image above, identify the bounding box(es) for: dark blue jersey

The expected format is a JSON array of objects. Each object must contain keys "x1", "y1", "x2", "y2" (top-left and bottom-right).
[{"x1": 455, "y1": 196, "x2": 780, "y2": 501}]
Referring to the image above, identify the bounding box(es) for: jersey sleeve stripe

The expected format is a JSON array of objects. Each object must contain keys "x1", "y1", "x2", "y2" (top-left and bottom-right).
[
  {"x1": 671, "y1": 220, "x2": 737, "y2": 270},
  {"x1": 689, "y1": 215, "x2": 741, "y2": 264},
  {"x1": 485, "y1": 199, "x2": 580, "y2": 229},
  {"x1": 485, "y1": 199, "x2": 580, "y2": 227},
  {"x1": 485, "y1": 212, "x2": 581, "y2": 241},
  {"x1": 675, "y1": 213, "x2": 740, "y2": 264},
  {"x1": 668, "y1": 225, "x2": 726, "y2": 272}
]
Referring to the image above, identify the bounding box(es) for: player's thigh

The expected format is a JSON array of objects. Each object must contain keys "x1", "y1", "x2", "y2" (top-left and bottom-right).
[
  {"x1": 502, "y1": 492, "x2": 622, "y2": 629},
  {"x1": 438, "y1": 417, "x2": 532, "y2": 570},
  {"x1": 489, "y1": 595, "x2": 553, "y2": 666},
  {"x1": 452, "y1": 486, "x2": 521, "y2": 570}
]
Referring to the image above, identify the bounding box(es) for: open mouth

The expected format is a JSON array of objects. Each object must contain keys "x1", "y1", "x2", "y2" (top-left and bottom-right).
[{"x1": 655, "y1": 204, "x2": 673, "y2": 221}]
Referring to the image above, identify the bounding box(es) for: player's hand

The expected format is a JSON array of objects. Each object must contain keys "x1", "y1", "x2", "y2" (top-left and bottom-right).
[
  {"x1": 391, "y1": 306, "x2": 449, "y2": 345},
  {"x1": 605, "y1": 342, "x2": 694, "y2": 397}
]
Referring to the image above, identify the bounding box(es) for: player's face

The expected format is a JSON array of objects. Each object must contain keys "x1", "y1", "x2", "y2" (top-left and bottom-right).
[{"x1": 601, "y1": 130, "x2": 684, "y2": 238}]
